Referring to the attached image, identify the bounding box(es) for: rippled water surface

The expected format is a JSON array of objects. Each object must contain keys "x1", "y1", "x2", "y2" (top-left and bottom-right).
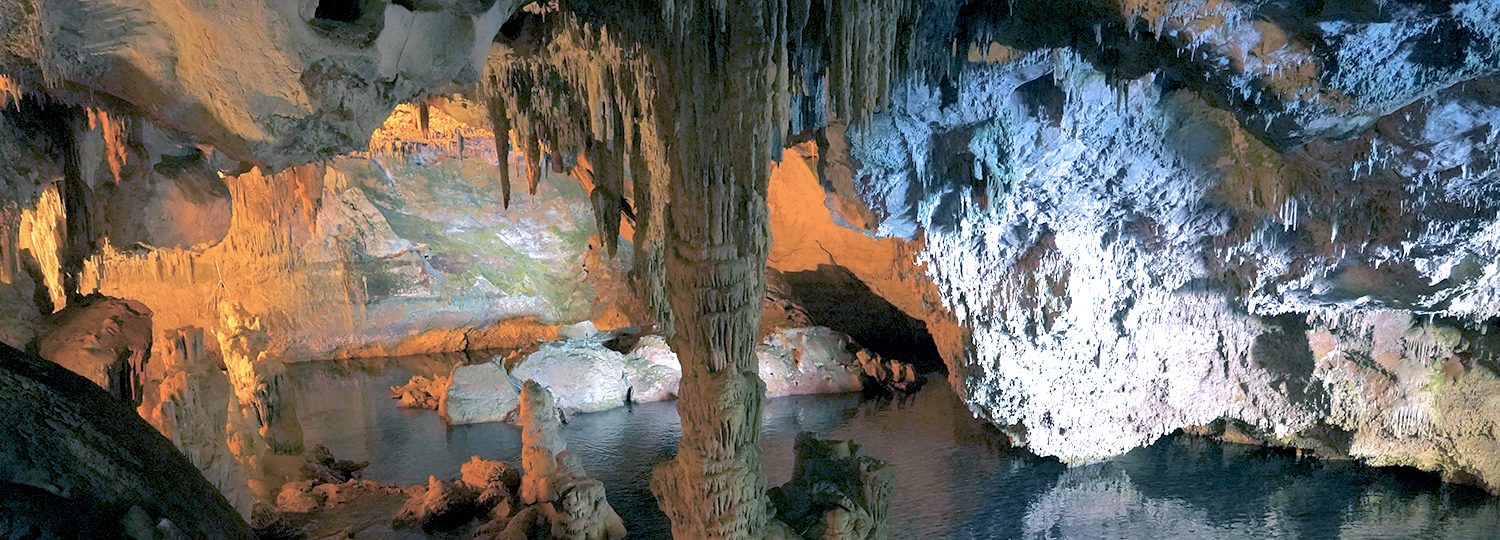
[{"x1": 285, "y1": 358, "x2": 1500, "y2": 539}]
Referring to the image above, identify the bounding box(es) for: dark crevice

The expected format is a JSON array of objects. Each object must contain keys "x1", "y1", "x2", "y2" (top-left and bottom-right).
[
  {"x1": 315, "y1": 0, "x2": 361, "y2": 22},
  {"x1": 776, "y1": 264, "x2": 947, "y2": 373}
]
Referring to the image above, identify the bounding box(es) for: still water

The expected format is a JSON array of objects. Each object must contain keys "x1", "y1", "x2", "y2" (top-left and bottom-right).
[{"x1": 285, "y1": 357, "x2": 1500, "y2": 540}]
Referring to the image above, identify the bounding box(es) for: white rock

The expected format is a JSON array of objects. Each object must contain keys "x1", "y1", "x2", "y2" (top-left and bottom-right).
[
  {"x1": 512, "y1": 341, "x2": 629, "y2": 413},
  {"x1": 440, "y1": 361, "x2": 520, "y2": 425},
  {"x1": 558, "y1": 321, "x2": 600, "y2": 341},
  {"x1": 759, "y1": 327, "x2": 864, "y2": 398}
]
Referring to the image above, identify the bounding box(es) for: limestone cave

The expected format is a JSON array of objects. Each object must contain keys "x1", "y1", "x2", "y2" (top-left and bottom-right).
[{"x1": 2, "y1": 0, "x2": 1500, "y2": 538}]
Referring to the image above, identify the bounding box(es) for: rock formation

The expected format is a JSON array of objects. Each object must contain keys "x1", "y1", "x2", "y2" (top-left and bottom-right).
[
  {"x1": 214, "y1": 301, "x2": 303, "y2": 455},
  {"x1": 833, "y1": 0, "x2": 1500, "y2": 492},
  {"x1": 769, "y1": 434, "x2": 895, "y2": 540},
  {"x1": 519, "y1": 379, "x2": 566, "y2": 505},
  {"x1": 3, "y1": 0, "x2": 1500, "y2": 527},
  {"x1": 0, "y1": 341, "x2": 254, "y2": 539},
  {"x1": 30, "y1": 293, "x2": 153, "y2": 406},
  {"x1": 146, "y1": 326, "x2": 256, "y2": 519},
  {"x1": 390, "y1": 372, "x2": 450, "y2": 409},
  {"x1": 441, "y1": 359, "x2": 521, "y2": 425}
]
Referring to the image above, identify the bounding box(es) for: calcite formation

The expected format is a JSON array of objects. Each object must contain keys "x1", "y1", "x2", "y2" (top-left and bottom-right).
[
  {"x1": 441, "y1": 360, "x2": 521, "y2": 425},
  {"x1": 769, "y1": 434, "x2": 895, "y2": 540},
  {"x1": 4, "y1": 0, "x2": 1500, "y2": 529},
  {"x1": 519, "y1": 379, "x2": 566, "y2": 505},
  {"x1": 840, "y1": 0, "x2": 1500, "y2": 492},
  {"x1": 147, "y1": 326, "x2": 256, "y2": 519},
  {"x1": 214, "y1": 301, "x2": 303, "y2": 454}
]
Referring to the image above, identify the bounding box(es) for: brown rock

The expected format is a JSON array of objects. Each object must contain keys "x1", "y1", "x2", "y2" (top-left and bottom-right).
[
  {"x1": 31, "y1": 294, "x2": 153, "y2": 406},
  {"x1": 390, "y1": 374, "x2": 449, "y2": 409},
  {"x1": 276, "y1": 484, "x2": 322, "y2": 513}
]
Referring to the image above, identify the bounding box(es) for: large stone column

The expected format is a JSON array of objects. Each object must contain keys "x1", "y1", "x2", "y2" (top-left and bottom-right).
[{"x1": 649, "y1": 0, "x2": 789, "y2": 537}]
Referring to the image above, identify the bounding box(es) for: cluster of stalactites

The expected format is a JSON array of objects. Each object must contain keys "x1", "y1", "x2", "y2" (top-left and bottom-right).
[
  {"x1": 479, "y1": 7, "x2": 675, "y2": 332},
  {"x1": 478, "y1": 10, "x2": 663, "y2": 245}
]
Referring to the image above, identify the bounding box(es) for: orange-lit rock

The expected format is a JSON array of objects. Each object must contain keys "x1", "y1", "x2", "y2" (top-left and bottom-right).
[
  {"x1": 31, "y1": 293, "x2": 153, "y2": 405},
  {"x1": 78, "y1": 105, "x2": 636, "y2": 362},
  {"x1": 767, "y1": 141, "x2": 966, "y2": 378}
]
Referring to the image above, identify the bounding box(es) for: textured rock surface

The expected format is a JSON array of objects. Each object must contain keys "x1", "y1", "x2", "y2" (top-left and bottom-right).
[
  {"x1": 75, "y1": 105, "x2": 633, "y2": 361},
  {"x1": 512, "y1": 340, "x2": 631, "y2": 413},
  {"x1": 215, "y1": 301, "x2": 303, "y2": 454},
  {"x1": 145, "y1": 326, "x2": 256, "y2": 519},
  {"x1": 440, "y1": 360, "x2": 520, "y2": 425},
  {"x1": 0, "y1": 0, "x2": 525, "y2": 170},
  {"x1": 837, "y1": 0, "x2": 1500, "y2": 491},
  {"x1": 769, "y1": 434, "x2": 894, "y2": 540},
  {"x1": 0, "y1": 341, "x2": 254, "y2": 539},
  {"x1": 391, "y1": 373, "x2": 449, "y2": 409},
  {"x1": 759, "y1": 327, "x2": 866, "y2": 397},
  {"x1": 519, "y1": 380, "x2": 564, "y2": 505},
  {"x1": 30, "y1": 293, "x2": 153, "y2": 405}
]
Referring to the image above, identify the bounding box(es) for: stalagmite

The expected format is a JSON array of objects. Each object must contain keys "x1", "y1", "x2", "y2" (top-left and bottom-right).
[
  {"x1": 212, "y1": 302, "x2": 303, "y2": 454},
  {"x1": 519, "y1": 378, "x2": 564, "y2": 505}
]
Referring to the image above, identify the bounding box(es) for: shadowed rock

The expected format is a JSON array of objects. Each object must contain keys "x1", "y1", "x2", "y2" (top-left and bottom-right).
[{"x1": 0, "y1": 342, "x2": 254, "y2": 539}]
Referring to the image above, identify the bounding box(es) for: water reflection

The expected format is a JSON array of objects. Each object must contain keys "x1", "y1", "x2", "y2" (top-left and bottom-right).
[{"x1": 282, "y1": 356, "x2": 1500, "y2": 539}]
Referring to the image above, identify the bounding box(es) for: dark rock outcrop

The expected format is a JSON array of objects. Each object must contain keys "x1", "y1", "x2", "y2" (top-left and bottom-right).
[
  {"x1": 0, "y1": 342, "x2": 254, "y2": 539},
  {"x1": 769, "y1": 433, "x2": 895, "y2": 540}
]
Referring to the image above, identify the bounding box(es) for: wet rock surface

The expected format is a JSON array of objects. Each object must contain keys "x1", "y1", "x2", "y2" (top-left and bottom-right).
[
  {"x1": 769, "y1": 434, "x2": 895, "y2": 540},
  {"x1": 390, "y1": 373, "x2": 449, "y2": 410}
]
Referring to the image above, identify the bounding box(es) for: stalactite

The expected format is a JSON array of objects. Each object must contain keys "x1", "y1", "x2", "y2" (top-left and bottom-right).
[
  {"x1": 87, "y1": 107, "x2": 127, "y2": 184},
  {"x1": 0, "y1": 74, "x2": 19, "y2": 108},
  {"x1": 0, "y1": 201, "x2": 15, "y2": 285},
  {"x1": 417, "y1": 100, "x2": 431, "y2": 137},
  {"x1": 481, "y1": 2, "x2": 919, "y2": 535},
  {"x1": 487, "y1": 95, "x2": 514, "y2": 208}
]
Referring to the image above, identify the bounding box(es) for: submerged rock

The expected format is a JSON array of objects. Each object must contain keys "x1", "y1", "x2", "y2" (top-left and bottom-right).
[
  {"x1": 303, "y1": 444, "x2": 369, "y2": 485},
  {"x1": 390, "y1": 374, "x2": 449, "y2": 410},
  {"x1": 440, "y1": 360, "x2": 521, "y2": 425},
  {"x1": 769, "y1": 434, "x2": 894, "y2": 540}
]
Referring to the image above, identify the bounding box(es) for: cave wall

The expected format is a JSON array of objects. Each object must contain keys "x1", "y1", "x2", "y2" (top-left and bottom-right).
[
  {"x1": 74, "y1": 104, "x2": 640, "y2": 361},
  {"x1": 845, "y1": 2, "x2": 1500, "y2": 489},
  {"x1": 0, "y1": 0, "x2": 525, "y2": 169}
]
